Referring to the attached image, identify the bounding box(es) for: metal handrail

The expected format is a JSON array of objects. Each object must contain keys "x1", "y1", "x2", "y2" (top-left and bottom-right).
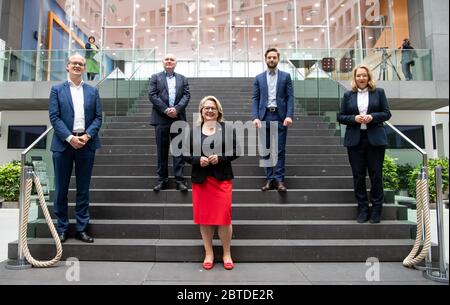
[{"x1": 385, "y1": 121, "x2": 428, "y2": 166}]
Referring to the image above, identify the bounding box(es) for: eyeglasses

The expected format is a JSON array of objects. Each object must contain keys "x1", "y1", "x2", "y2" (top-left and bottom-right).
[
  {"x1": 70, "y1": 61, "x2": 85, "y2": 67},
  {"x1": 202, "y1": 107, "x2": 218, "y2": 112}
]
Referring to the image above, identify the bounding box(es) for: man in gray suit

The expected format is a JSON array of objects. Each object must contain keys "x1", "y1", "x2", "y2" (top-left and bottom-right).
[{"x1": 149, "y1": 54, "x2": 190, "y2": 191}]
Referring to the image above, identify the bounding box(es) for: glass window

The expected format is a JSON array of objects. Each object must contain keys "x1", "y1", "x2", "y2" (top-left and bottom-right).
[
  {"x1": 8, "y1": 126, "x2": 47, "y2": 149},
  {"x1": 387, "y1": 125, "x2": 425, "y2": 149}
]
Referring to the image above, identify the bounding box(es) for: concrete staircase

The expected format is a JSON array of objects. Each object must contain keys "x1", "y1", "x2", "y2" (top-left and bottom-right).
[{"x1": 9, "y1": 78, "x2": 416, "y2": 262}]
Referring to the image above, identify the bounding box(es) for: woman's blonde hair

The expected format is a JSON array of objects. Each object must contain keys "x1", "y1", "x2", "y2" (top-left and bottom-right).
[
  {"x1": 351, "y1": 64, "x2": 377, "y2": 92},
  {"x1": 197, "y1": 96, "x2": 224, "y2": 124}
]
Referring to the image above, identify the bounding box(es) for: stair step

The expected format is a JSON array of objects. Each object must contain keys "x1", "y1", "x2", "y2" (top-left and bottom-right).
[
  {"x1": 91, "y1": 165, "x2": 352, "y2": 176},
  {"x1": 62, "y1": 189, "x2": 360, "y2": 203},
  {"x1": 101, "y1": 136, "x2": 340, "y2": 145},
  {"x1": 94, "y1": 154, "x2": 349, "y2": 165},
  {"x1": 71, "y1": 176, "x2": 356, "y2": 189},
  {"x1": 101, "y1": 129, "x2": 339, "y2": 137},
  {"x1": 39, "y1": 203, "x2": 406, "y2": 221},
  {"x1": 31, "y1": 219, "x2": 414, "y2": 240},
  {"x1": 97, "y1": 144, "x2": 346, "y2": 155},
  {"x1": 8, "y1": 239, "x2": 417, "y2": 262}
]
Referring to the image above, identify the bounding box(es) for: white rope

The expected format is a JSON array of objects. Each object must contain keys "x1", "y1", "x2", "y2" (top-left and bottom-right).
[
  {"x1": 402, "y1": 178, "x2": 432, "y2": 267},
  {"x1": 19, "y1": 173, "x2": 62, "y2": 267}
]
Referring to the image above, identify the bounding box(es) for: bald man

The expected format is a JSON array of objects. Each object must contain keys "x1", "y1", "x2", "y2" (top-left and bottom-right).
[{"x1": 149, "y1": 54, "x2": 190, "y2": 191}]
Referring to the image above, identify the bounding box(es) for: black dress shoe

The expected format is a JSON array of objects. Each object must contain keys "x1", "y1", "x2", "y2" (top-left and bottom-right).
[
  {"x1": 75, "y1": 231, "x2": 94, "y2": 243},
  {"x1": 153, "y1": 181, "x2": 168, "y2": 192},
  {"x1": 59, "y1": 232, "x2": 67, "y2": 243},
  {"x1": 369, "y1": 205, "x2": 383, "y2": 223},
  {"x1": 176, "y1": 181, "x2": 188, "y2": 191},
  {"x1": 356, "y1": 205, "x2": 370, "y2": 223},
  {"x1": 276, "y1": 181, "x2": 287, "y2": 192},
  {"x1": 261, "y1": 181, "x2": 275, "y2": 191}
]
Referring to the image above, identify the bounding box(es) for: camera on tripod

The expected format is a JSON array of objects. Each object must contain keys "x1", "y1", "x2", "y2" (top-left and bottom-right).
[{"x1": 372, "y1": 47, "x2": 401, "y2": 80}]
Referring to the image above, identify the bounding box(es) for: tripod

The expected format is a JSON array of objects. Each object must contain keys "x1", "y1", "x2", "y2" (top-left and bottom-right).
[{"x1": 373, "y1": 48, "x2": 401, "y2": 81}]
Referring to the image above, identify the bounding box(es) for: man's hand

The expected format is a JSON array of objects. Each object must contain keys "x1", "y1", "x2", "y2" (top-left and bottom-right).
[
  {"x1": 200, "y1": 156, "x2": 210, "y2": 167},
  {"x1": 69, "y1": 137, "x2": 85, "y2": 149},
  {"x1": 253, "y1": 119, "x2": 262, "y2": 129},
  {"x1": 208, "y1": 154, "x2": 219, "y2": 165},
  {"x1": 283, "y1": 117, "x2": 293, "y2": 127},
  {"x1": 79, "y1": 134, "x2": 91, "y2": 144},
  {"x1": 167, "y1": 107, "x2": 178, "y2": 118}
]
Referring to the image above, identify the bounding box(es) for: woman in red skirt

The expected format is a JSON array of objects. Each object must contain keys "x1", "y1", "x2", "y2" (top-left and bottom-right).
[{"x1": 184, "y1": 96, "x2": 239, "y2": 270}]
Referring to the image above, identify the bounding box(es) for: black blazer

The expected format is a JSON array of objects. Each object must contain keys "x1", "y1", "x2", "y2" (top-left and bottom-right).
[
  {"x1": 337, "y1": 88, "x2": 392, "y2": 147},
  {"x1": 183, "y1": 122, "x2": 239, "y2": 183},
  {"x1": 148, "y1": 71, "x2": 190, "y2": 125}
]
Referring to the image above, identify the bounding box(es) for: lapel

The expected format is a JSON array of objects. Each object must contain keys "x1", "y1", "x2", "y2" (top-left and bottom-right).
[
  {"x1": 262, "y1": 72, "x2": 268, "y2": 98},
  {"x1": 63, "y1": 82, "x2": 75, "y2": 112},
  {"x1": 175, "y1": 73, "x2": 182, "y2": 103},
  {"x1": 276, "y1": 70, "x2": 282, "y2": 99},
  {"x1": 367, "y1": 90, "x2": 376, "y2": 113},
  {"x1": 351, "y1": 91, "x2": 358, "y2": 114},
  {"x1": 83, "y1": 83, "x2": 89, "y2": 119},
  {"x1": 161, "y1": 72, "x2": 169, "y2": 93}
]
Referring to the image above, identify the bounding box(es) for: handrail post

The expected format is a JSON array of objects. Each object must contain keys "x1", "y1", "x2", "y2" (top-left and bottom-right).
[
  {"x1": 423, "y1": 166, "x2": 449, "y2": 283},
  {"x1": 5, "y1": 157, "x2": 32, "y2": 269}
]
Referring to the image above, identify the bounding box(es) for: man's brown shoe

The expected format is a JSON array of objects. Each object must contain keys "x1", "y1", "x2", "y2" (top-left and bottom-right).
[
  {"x1": 276, "y1": 181, "x2": 287, "y2": 192},
  {"x1": 261, "y1": 181, "x2": 275, "y2": 191}
]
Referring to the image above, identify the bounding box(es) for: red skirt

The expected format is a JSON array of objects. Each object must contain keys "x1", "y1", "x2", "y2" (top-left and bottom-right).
[{"x1": 192, "y1": 176, "x2": 232, "y2": 225}]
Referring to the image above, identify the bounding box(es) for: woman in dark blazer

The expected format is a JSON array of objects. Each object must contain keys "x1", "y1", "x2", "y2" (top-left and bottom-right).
[
  {"x1": 183, "y1": 96, "x2": 239, "y2": 270},
  {"x1": 337, "y1": 64, "x2": 392, "y2": 224}
]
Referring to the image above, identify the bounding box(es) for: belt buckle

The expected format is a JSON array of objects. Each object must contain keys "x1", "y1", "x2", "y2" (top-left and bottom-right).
[{"x1": 269, "y1": 107, "x2": 277, "y2": 112}]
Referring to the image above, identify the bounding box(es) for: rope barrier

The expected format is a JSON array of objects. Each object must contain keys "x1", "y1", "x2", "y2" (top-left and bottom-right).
[
  {"x1": 402, "y1": 178, "x2": 432, "y2": 267},
  {"x1": 19, "y1": 172, "x2": 62, "y2": 267}
]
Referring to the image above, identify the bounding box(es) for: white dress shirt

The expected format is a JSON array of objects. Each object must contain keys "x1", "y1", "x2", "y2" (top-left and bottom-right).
[
  {"x1": 66, "y1": 79, "x2": 85, "y2": 142},
  {"x1": 266, "y1": 69, "x2": 278, "y2": 108},
  {"x1": 166, "y1": 72, "x2": 176, "y2": 107},
  {"x1": 357, "y1": 88, "x2": 369, "y2": 130}
]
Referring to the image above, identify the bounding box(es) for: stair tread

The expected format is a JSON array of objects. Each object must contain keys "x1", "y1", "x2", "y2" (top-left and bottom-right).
[
  {"x1": 15, "y1": 238, "x2": 417, "y2": 246},
  {"x1": 35, "y1": 219, "x2": 414, "y2": 225}
]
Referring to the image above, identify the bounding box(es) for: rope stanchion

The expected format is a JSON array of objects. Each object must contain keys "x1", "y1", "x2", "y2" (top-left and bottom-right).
[
  {"x1": 403, "y1": 178, "x2": 432, "y2": 267},
  {"x1": 19, "y1": 172, "x2": 62, "y2": 267}
]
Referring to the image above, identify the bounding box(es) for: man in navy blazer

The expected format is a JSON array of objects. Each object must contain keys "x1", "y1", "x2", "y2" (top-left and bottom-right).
[
  {"x1": 149, "y1": 54, "x2": 190, "y2": 191},
  {"x1": 252, "y1": 48, "x2": 294, "y2": 192},
  {"x1": 49, "y1": 54, "x2": 102, "y2": 243}
]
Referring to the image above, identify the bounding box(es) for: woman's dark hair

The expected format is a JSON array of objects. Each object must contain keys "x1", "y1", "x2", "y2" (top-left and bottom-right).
[{"x1": 88, "y1": 36, "x2": 96, "y2": 42}]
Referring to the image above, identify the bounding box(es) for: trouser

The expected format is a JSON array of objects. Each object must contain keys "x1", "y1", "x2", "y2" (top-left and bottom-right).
[
  {"x1": 347, "y1": 131, "x2": 386, "y2": 208},
  {"x1": 52, "y1": 145, "x2": 95, "y2": 234}
]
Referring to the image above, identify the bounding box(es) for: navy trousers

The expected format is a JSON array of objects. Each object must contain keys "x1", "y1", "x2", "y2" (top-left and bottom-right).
[
  {"x1": 52, "y1": 145, "x2": 95, "y2": 234},
  {"x1": 155, "y1": 124, "x2": 185, "y2": 182},
  {"x1": 260, "y1": 110, "x2": 288, "y2": 182}
]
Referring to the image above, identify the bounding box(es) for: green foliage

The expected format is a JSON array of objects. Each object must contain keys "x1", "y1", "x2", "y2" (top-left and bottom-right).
[
  {"x1": 397, "y1": 163, "x2": 414, "y2": 191},
  {"x1": 0, "y1": 161, "x2": 21, "y2": 201},
  {"x1": 408, "y1": 158, "x2": 449, "y2": 202},
  {"x1": 383, "y1": 155, "x2": 399, "y2": 190}
]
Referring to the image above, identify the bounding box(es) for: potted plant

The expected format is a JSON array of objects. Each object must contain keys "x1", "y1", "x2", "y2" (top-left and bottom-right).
[
  {"x1": 383, "y1": 155, "x2": 399, "y2": 203},
  {"x1": 0, "y1": 160, "x2": 21, "y2": 208},
  {"x1": 408, "y1": 158, "x2": 449, "y2": 207}
]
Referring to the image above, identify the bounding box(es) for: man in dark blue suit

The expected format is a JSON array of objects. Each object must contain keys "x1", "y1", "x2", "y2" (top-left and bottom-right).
[
  {"x1": 49, "y1": 54, "x2": 102, "y2": 243},
  {"x1": 252, "y1": 48, "x2": 294, "y2": 192},
  {"x1": 149, "y1": 54, "x2": 190, "y2": 191}
]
